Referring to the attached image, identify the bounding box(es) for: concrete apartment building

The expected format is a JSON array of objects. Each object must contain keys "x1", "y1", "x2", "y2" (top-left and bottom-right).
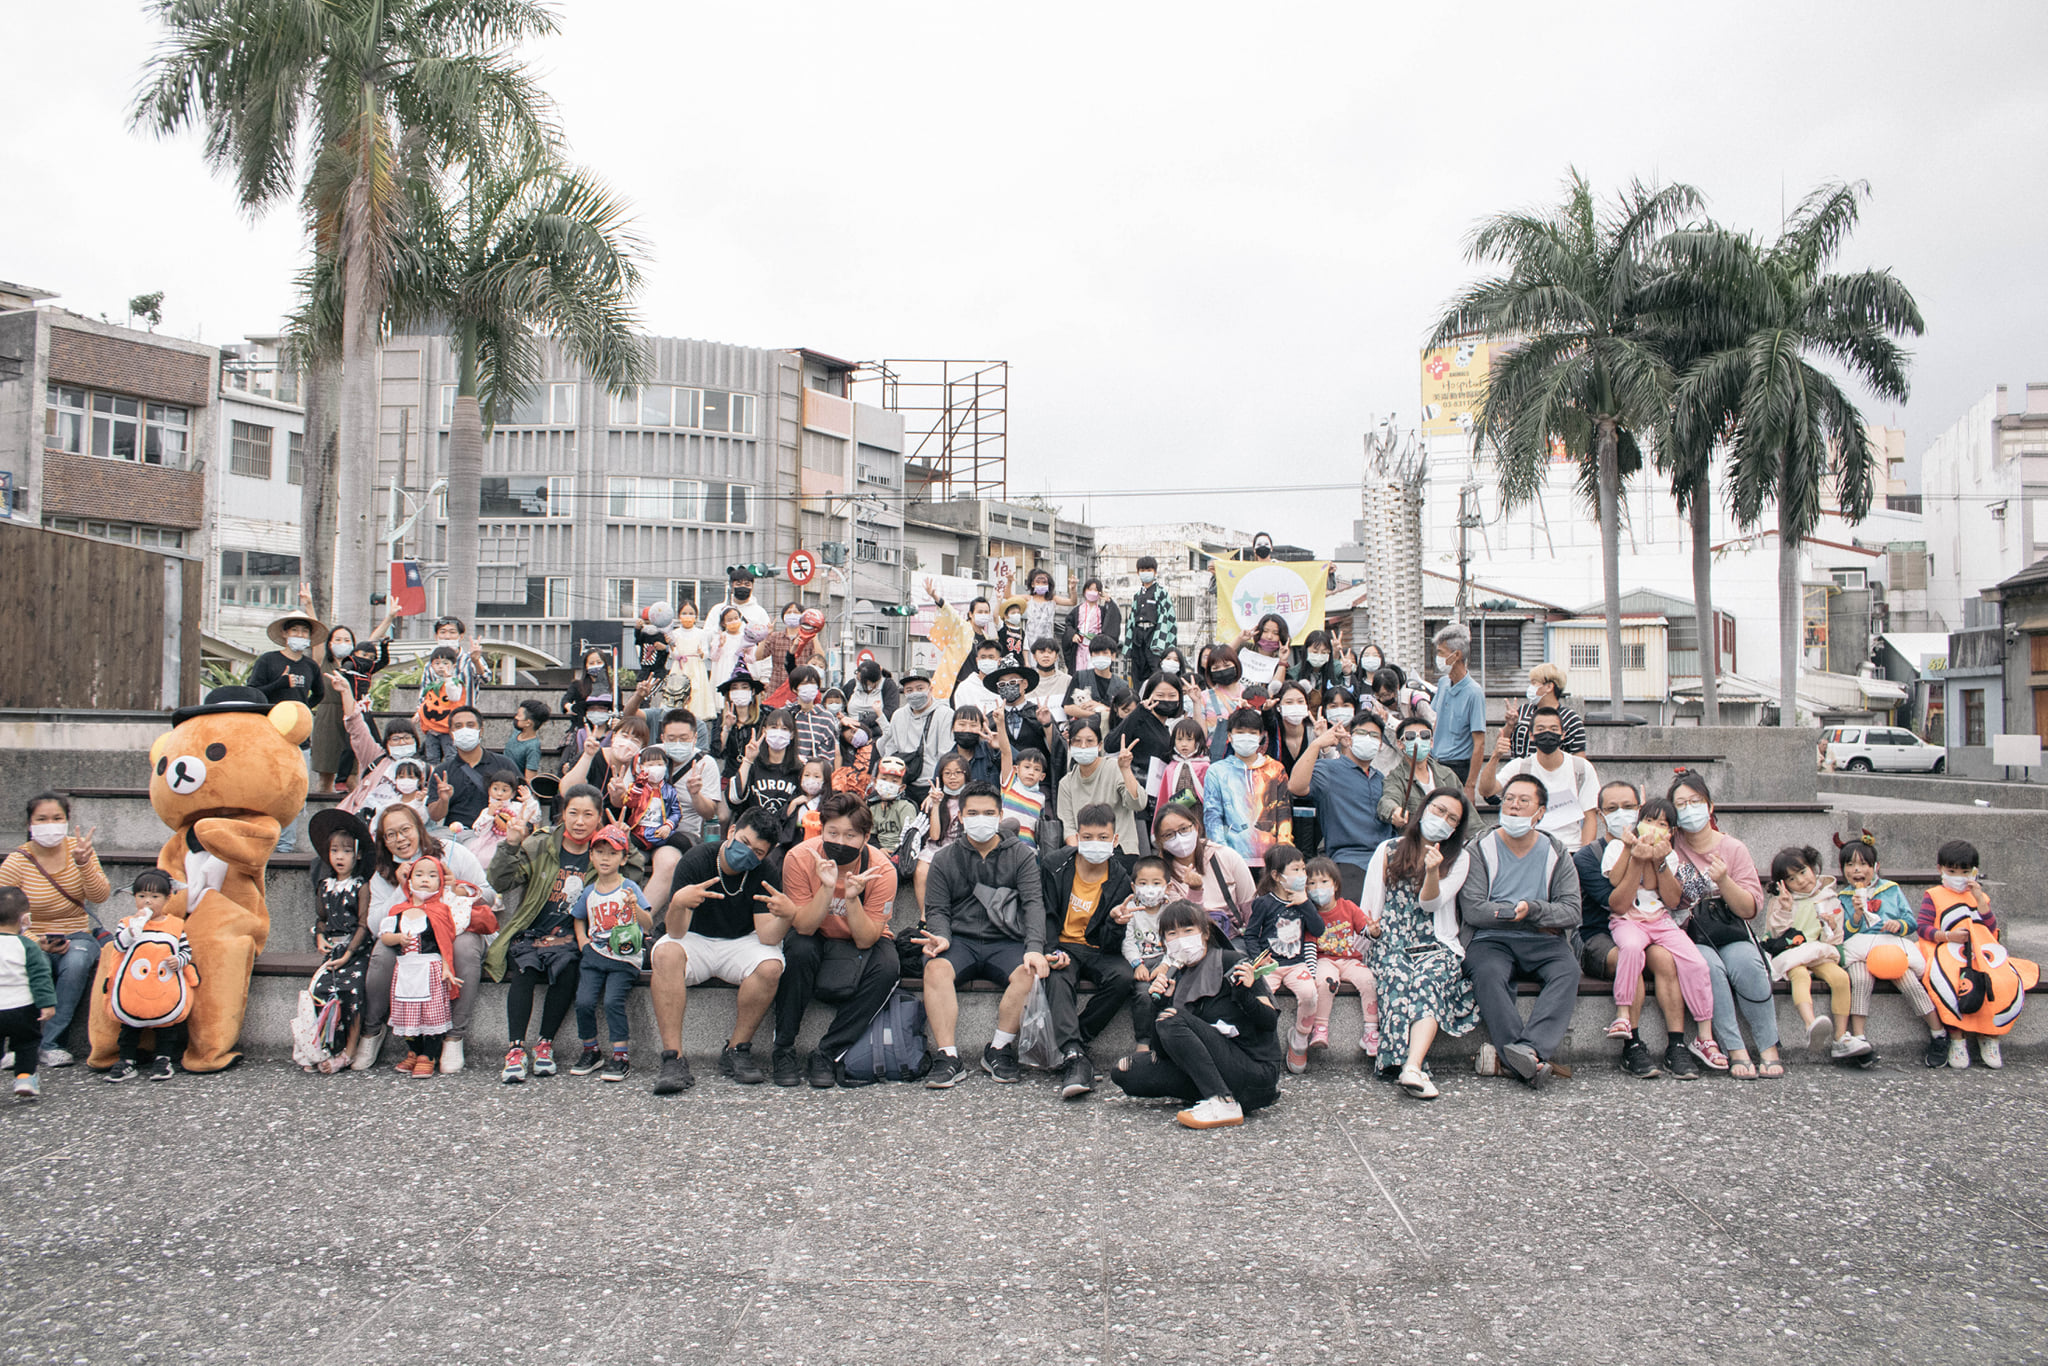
[
  {"x1": 1092, "y1": 522, "x2": 1250, "y2": 650},
  {"x1": 1920, "y1": 382, "x2": 2048, "y2": 633},
  {"x1": 211, "y1": 335, "x2": 306, "y2": 648}
]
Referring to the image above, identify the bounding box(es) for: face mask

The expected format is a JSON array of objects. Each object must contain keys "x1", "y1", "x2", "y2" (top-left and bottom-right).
[
  {"x1": 997, "y1": 681, "x2": 1023, "y2": 702},
  {"x1": 331, "y1": 638, "x2": 354, "y2": 656},
  {"x1": 728, "y1": 690, "x2": 752, "y2": 709},
  {"x1": 784, "y1": 613, "x2": 801, "y2": 629},
  {"x1": 1134, "y1": 883, "x2": 1167, "y2": 907},
  {"x1": 609, "y1": 741, "x2": 641, "y2": 764},
  {"x1": 1437, "y1": 657, "x2": 1453, "y2": 677},
  {"x1": 285, "y1": 635, "x2": 311, "y2": 653},
  {"x1": 961, "y1": 813, "x2": 1002, "y2": 843},
  {"x1": 1360, "y1": 655, "x2": 1382, "y2": 673},
  {"x1": 1279, "y1": 704, "x2": 1309, "y2": 725},
  {"x1": 874, "y1": 780, "x2": 903, "y2": 801},
  {"x1": 394, "y1": 778, "x2": 421, "y2": 796},
  {"x1": 1139, "y1": 572, "x2": 1155, "y2": 585},
  {"x1": 640, "y1": 763, "x2": 667, "y2": 783},
  {"x1": 1259, "y1": 639, "x2": 1282, "y2": 655},
  {"x1": 589, "y1": 665, "x2": 606, "y2": 678},
  {"x1": 1084, "y1": 589, "x2": 1100, "y2": 604},
  {"x1": 1282, "y1": 872, "x2": 1307, "y2": 894},
  {"x1": 29, "y1": 822, "x2": 66, "y2": 848},
  {"x1": 1163, "y1": 830, "x2": 1199, "y2": 858},
  {"x1": 906, "y1": 691, "x2": 930, "y2": 712},
  {"x1": 1419, "y1": 812, "x2": 1456, "y2": 844},
  {"x1": 1941, "y1": 872, "x2": 1972, "y2": 892},
  {"x1": 587, "y1": 711, "x2": 612, "y2": 729},
  {"x1": 1306, "y1": 653, "x2": 1329, "y2": 668},
  {"x1": 725, "y1": 620, "x2": 743, "y2": 635},
  {"x1": 1526, "y1": 683, "x2": 1541, "y2": 702},
  {"x1": 977, "y1": 658, "x2": 1000, "y2": 675},
  {"x1": 387, "y1": 742, "x2": 417, "y2": 762},
  {"x1": 663, "y1": 742, "x2": 696, "y2": 763},
  {"x1": 1091, "y1": 654, "x2": 1114, "y2": 671},
  {"x1": 1079, "y1": 839, "x2": 1113, "y2": 864},
  {"x1": 679, "y1": 615, "x2": 697, "y2": 629},
  {"x1": 1230, "y1": 733, "x2": 1261, "y2": 758},
  {"x1": 1005, "y1": 613, "x2": 1023, "y2": 628},
  {"x1": 1070, "y1": 746, "x2": 1100, "y2": 767},
  {"x1": 764, "y1": 729, "x2": 793, "y2": 750},
  {"x1": 1164, "y1": 934, "x2": 1206, "y2": 966},
  {"x1": 1675, "y1": 803, "x2": 1711, "y2": 833},
  {"x1": 1327, "y1": 707, "x2": 1355, "y2": 728},
  {"x1": 942, "y1": 782, "x2": 965, "y2": 798},
  {"x1": 1157, "y1": 701, "x2": 1186, "y2": 722},
  {"x1": 1351, "y1": 734, "x2": 1381, "y2": 763},
  {"x1": 1307, "y1": 885, "x2": 1334, "y2": 908},
  {"x1": 1605, "y1": 808, "x2": 1639, "y2": 839},
  {"x1": 1161, "y1": 659, "x2": 1180, "y2": 674},
  {"x1": 973, "y1": 613, "x2": 993, "y2": 630},
  {"x1": 953, "y1": 731, "x2": 980, "y2": 751},
  {"x1": 1532, "y1": 732, "x2": 1563, "y2": 755},
  {"x1": 823, "y1": 840, "x2": 862, "y2": 866},
  {"x1": 1500, "y1": 812, "x2": 1535, "y2": 839},
  {"x1": 1403, "y1": 736, "x2": 1432, "y2": 760},
  {"x1": 731, "y1": 584, "x2": 753, "y2": 602},
  {"x1": 722, "y1": 838, "x2": 761, "y2": 873},
  {"x1": 452, "y1": 727, "x2": 481, "y2": 751},
  {"x1": 797, "y1": 684, "x2": 819, "y2": 704},
  {"x1": 1032, "y1": 582, "x2": 1051, "y2": 596},
  {"x1": 1209, "y1": 665, "x2": 1239, "y2": 686}
]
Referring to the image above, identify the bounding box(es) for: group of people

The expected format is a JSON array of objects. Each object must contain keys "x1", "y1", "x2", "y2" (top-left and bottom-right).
[{"x1": 3, "y1": 563, "x2": 2026, "y2": 1130}]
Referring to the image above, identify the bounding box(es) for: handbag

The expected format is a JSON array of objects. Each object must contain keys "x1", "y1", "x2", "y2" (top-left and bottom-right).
[
  {"x1": 16, "y1": 843, "x2": 112, "y2": 946},
  {"x1": 890, "y1": 710, "x2": 937, "y2": 788},
  {"x1": 1688, "y1": 895, "x2": 1753, "y2": 950}
]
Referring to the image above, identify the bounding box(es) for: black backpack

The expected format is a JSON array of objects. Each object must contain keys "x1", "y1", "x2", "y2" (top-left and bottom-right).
[{"x1": 837, "y1": 987, "x2": 930, "y2": 1084}]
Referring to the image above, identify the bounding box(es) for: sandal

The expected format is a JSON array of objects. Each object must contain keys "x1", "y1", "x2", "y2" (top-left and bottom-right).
[
  {"x1": 1605, "y1": 1016, "x2": 1633, "y2": 1039},
  {"x1": 1688, "y1": 1038, "x2": 1730, "y2": 1072},
  {"x1": 1397, "y1": 1065, "x2": 1438, "y2": 1100},
  {"x1": 1757, "y1": 1057, "x2": 1786, "y2": 1079},
  {"x1": 1728, "y1": 1058, "x2": 1758, "y2": 1081}
]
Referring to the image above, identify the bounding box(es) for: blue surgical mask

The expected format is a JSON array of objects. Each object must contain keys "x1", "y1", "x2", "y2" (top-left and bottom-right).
[
  {"x1": 722, "y1": 838, "x2": 761, "y2": 873},
  {"x1": 1403, "y1": 736, "x2": 1432, "y2": 761},
  {"x1": 1675, "y1": 803, "x2": 1711, "y2": 833},
  {"x1": 1282, "y1": 872, "x2": 1307, "y2": 894}
]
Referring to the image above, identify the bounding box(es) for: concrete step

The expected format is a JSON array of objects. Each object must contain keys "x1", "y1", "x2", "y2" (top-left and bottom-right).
[{"x1": 1821, "y1": 771, "x2": 2048, "y2": 811}]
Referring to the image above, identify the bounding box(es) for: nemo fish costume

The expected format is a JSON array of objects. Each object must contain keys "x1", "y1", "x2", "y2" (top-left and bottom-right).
[
  {"x1": 1921, "y1": 891, "x2": 2037, "y2": 1035},
  {"x1": 107, "y1": 909, "x2": 199, "y2": 1030}
]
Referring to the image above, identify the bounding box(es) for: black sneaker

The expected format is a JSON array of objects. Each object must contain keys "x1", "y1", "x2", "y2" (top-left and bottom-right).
[
  {"x1": 981, "y1": 1042, "x2": 1022, "y2": 1083},
  {"x1": 771, "y1": 1046, "x2": 802, "y2": 1087},
  {"x1": 652, "y1": 1053, "x2": 695, "y2": 1095},
  {"x1": 105, "y1": 1061, "x2": 138, "y2": 1084},
  {"x1": 602, "y1": 1052, "x2": 630, "y2": 1083},
  {"x1": 1663, "y1": 1041, "x2": 1701, "y2": 1081},
  {"x1": 720, "y1": 1043, "x2": 766, "y2": 1086},
  {"x1": 1059, "y1": 1052, "x2": 1095, "y2": 1099},
  {"x1": 147, "y1": 1056, "x2": 175, "y2": 1081},
  {"x1": 1924, "y1": 1033, "x2": 1950, "y2": 1069},
  {"x1": 569, "y1": 1047, "x2": 605, "y2": 1076},
  {"x1": 1620, "y1": 1037, "x2": 1662, "y2": 1079},
  {"x1": 925, "y1": 1051, "x2": 966, "y2": 1089},
  {"x1": 806, "y1": 1051, "x2": 837, "y2": 1089}
]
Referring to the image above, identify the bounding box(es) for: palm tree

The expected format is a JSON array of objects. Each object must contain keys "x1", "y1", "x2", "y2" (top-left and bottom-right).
[
  {"x1": 1431, "y1": 171, "x2": 1703, "y2": 720},
  {"x1": 1667, "y1": 183, "x2": 1923, "y2": 726},
  {"x1": 133, "y1": 0, "x2": 557, "y2": 624},
  {"x1": 420, "y1": 143, "x2": 649, "y2": 629}
]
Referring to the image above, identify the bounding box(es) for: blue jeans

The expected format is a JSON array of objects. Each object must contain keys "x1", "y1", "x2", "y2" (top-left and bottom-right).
[
  {"x1": 274, "y1": 746, "x2": 312, "y2": 854},
  {"x1": 43, "y1": 931, "x2": 100, "y2": 1049},
  {"x1": 574, "y1": 948, "x2": 638, "y2": 1048},
  {"x1": 1702, "y1": 939, "x2": 1780, "y2": 1054}
]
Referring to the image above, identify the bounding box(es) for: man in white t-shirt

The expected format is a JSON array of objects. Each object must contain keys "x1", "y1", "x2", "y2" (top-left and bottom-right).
[{"x1": 1478, "y1": 706, "x2": 1599, "y2": 851}]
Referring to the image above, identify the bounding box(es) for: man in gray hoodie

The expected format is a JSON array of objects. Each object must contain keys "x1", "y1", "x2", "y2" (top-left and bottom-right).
[
  {"x1": 916, "y1": 781, "x2": 1049, "y2": 1090},
  {"x1": 1457, "y1": 773, "x2": 1583, "y2": 1089}
]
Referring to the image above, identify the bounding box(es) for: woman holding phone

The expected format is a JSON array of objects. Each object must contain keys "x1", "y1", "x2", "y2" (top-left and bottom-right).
[{"x1": 0, "y1": 793, "x2": 109, "y2": 1068}]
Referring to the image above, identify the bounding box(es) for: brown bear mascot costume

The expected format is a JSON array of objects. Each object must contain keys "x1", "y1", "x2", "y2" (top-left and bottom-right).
[{"x1": 87, "y1": 686, "x2": 311, "y2": 1072}]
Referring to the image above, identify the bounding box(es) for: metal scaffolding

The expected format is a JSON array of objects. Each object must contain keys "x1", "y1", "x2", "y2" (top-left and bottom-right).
[{"x1": 852, "y1": 359, "x2": 1008, "y2": 501}]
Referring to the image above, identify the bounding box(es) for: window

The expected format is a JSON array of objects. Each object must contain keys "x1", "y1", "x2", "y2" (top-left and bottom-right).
[
  {"x1": 1568, "y1": 642, "x2": 1601, "y2": 671},
  {"x1": 606, "y1": 578, "x2": 641, "y2": 618},
  {"x1": 1620, "y1": 642, "x2": 1647, "y2": 671},
  {"x1": 670, "y1": 578, "x2": 724, "y2": 613},
  {"x1": 1963, "y1": 689, "x2": 1986, "y2": 747},
  {"x1": 699, "y1": 389, "x2": 754, "y2": 434},
  {"x1": 1830, "y1": 568, "x2": 1867, "y2": 590},
  {"x1": 476, "y1": 575, "x2": 569, "y2": 619},
  {"x1": 478, "y1": 475, "x2": 571, "y2": 518},
  {"x1": 495, "y1": 383, "x2": 576, "y2": 427},
  {"x1": 608, "y1": 476, "x2": 673, "y2": 521},
  {"x1": 42, "y1": 516, "x2": 185, "y2": 550},
  {"x1": 230, "y1": 421, "x2": 274, "y2": 478},
  {"x1": 44, "y1": 385, "x2": 84, "y2": 452},
  {"x1": 606, "y1": 477, "x2": 750, "y2": 525},
  {"x1": 287, "y1": 432, "x2": 304, "y2": 485},
  {"x1": 217, "y1": 549, "x2": 299, "y2": 605},
  {"x1": 91, "y1": 393, "x2": 139, "y2": 461},
  {"x1": 440, "y1": 384, "x2": 455, "y2": 426}
]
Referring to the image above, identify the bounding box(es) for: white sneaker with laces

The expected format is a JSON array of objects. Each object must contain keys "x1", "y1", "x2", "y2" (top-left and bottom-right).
[
  {"x1": 1948, "y1": 1037, "x2": 1970, "y2": 1069},
  {"x1": 349, "y1": 1030, "x2": 384, "y2": 1071},
  {"x1": 1829, "y1": 1033, "x2": 1871, "y2": 1059},
  {"x1": 39, "y1": 1047, "x2": 73, "y2": 1069},
  {"x1": 1978, "y1": 1039, "x2": 2003, "y2": 1069},
  {"x1": 1175, "y1": 1097, "x2": 1245, "y2": 1129},
  {"x1": 1474, "y1": 1042, "x2": 1499, "y2": 1077},
  {"x1": 440, "y1": 1039, "x2": 465, "y2": 1074}
]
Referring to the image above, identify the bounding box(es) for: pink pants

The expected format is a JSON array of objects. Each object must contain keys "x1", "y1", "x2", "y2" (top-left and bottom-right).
[
  {"x1": 1271, "y1": 963, "x2": 1318, "y2": 1037},
  {"x1": 1313, "y1": 958, "x2": 1378, "y2": 1026},
  {"x1": 1611, "y1": 915, "x2": 1715, "y2": 1021}
]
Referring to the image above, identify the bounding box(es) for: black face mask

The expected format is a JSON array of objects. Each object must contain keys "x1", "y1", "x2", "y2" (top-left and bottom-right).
[
  {"x1": 1209, "y1": 665, "x2": 1239, "y2": 686},
  {"x1": 1532, "y1": 731, "x2": 1563, "y2": 754},
  {"x1": 997, "y1": 682, "x2": 1023, "y2": 702},
  {"x1": 731, "y1": 584, "x2": 753, "y2": 602},
  {"x1": 953, "y1": 732, "x2": 980, "y2": 751},
  {"x1": 822, "y1": 840, "x2": 863, "y2": 866},
  {"x1": 1153, "y1": 699, "x2": 1182, "y2": 718}
]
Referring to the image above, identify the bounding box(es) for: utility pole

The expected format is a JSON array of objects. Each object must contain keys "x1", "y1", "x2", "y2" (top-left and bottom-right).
[{"x1": 1454, "y1": 480, "x2": 1483, "y2": 626}]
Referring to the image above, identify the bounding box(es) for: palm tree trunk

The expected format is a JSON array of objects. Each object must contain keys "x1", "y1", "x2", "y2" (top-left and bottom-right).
[
  {"x1": 1779, "y1": 526, "x2": 1801, "y2": 728},
  {"x1": 299, "y1": 355, "x2": 340, "y2": 623},
  {"x1": 333, "y1": 248, "x2": 381, "y2": 627},
  {"x1": 446, "y1": 323, "x2": 483, "y2": 631},
  {"x1": 1596, "y1": 418, "x2": 1626, "y2": 721},
  {"x1": 1690, "y1": 481, "x2": 1718, "y2": 725}
]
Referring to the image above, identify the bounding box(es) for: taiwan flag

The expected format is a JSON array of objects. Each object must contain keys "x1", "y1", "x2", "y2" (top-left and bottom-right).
[{"x1": 391, "y1": 559, "x2": 427, "y2": 617}]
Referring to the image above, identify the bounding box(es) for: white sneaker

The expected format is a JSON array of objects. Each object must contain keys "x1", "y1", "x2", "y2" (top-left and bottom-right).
[
  {"x1": 1829, "y1": 1033, "x2": 1872, "y2": 1059},
  {"x1": 1805, "y1": 1016, "x2": 1833, "y2": 1057},
  {"x1": 0, "y1": 1050, "x2": 12, "y2": 1071},
  {"x1": 349, "y1": 1030, "x2": 385, "y2": 1072},
  {"x1": 440, "y1": 1039, "x2": 465, "y2": 1075},
  {"x1": 1978, "y1": 1039, "x2": 2003, "y2": 1069},
  {"x1": 12, "y1": 1075, "x2": 37, "y2": 1102},
  {"x1": 39, "y1": 1047, "x2": 73, "y2": 1069},
  {"x1": 1474, "y1": 1042, "x2": 1499, "y2": 1077},
  {"x1": 1948, "y1": 1037, "x2": 1970, "y2": 1069},
  {"x1": 1175, "y1": 1097, "x2": 1244, "y2": 1129}
]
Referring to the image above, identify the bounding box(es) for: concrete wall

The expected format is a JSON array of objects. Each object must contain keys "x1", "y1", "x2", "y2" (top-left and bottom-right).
[{"x1": 1585, "y1": 724, "x2": 1820, "y2": 803}]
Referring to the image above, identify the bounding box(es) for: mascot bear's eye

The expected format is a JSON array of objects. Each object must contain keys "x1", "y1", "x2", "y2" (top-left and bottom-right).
[
  {"x1": 206, "y1": 743, "x2": 227, "y2": 761},
  {"x1": 156, "y1": 757, "x2": 168, "y2": 775}
]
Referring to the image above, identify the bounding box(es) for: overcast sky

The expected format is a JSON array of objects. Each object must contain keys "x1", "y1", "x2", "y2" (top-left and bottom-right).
[{"x1": 7, "y1": 2, "x2": 2045, "y2": 554}]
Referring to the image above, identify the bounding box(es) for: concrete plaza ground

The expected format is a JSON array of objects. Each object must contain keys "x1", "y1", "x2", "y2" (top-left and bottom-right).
[{"x1": 1, "y1": 1049, "x2": 2043, "y2": 1364}]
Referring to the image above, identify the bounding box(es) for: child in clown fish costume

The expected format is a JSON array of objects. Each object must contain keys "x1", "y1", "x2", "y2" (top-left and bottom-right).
[
  {"x1": 104, "y1": 870, "x2": 199, "y2": 1083},
  {"x1": 1834, "y1": 832, "x2": 1951, "y2": 1069},
  {"x1": 378, "y1": 857, "x2": 462, "y2": 1078},
  {"x1": 1918, "y1": 839, "x2": 2037, "y2": 1070}
]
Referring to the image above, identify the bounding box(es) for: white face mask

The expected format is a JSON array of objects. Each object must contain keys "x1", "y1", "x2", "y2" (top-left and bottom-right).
[
  {"x1": 1069, "y1": 746, "x2": 1100, "y2": 767},
  {"x1": 1282, "y1": 872, "x2": 1307, "y2": 893},
  {"x1": 873, "y1": 780, "x2": 903, "y2": 801},
  {"x1": 285, "y1": 635, "x2": 311, "y2": 653},
  {"x1": 451, "y1": 727, "x2": 481, "y2": 751},
  {"x1": 1419, "y1": 812, "x2": 1456, "y2": 843},
  {"x1": 663, "y1": 741, "x2": 696, "y2": 763},
  {"x1": 1078, "y1": 839, "x2": 1114, "y2": 864},
  {"x1": 1350, "y1": 734, "x2": 1381, "y2": 762},
  {"x1": 973, "y1": 613, "x2": 993, "y2": 630},
  {"x1": 1603, "y1": 808, "x2": 1638, "y2": 840},
  {"x1": 977, "y1": 658, "x2": 1000, "y2": 675},
  {"x1": 1163, "y1": 830, "x2": 1199, "y2": 858},
  {"x1": 961, "y1": 813, "x2": 1002, "y2": 844},
  {"x1": 1500, "y1": 812, "x2": 1535, "y2": 839},
  {"x1": 800, "y1": 776, "x2": 824, "y2": 796},
  {"x1": 905, "y1": 691, "x2": 930, "y2": 711},
  {"x1": 1134, "y1": 883, "x2": 1167, "y2": 907},
  {"x1": 1437, "y1": 657, "x2": 1453, "y2": 677},
  {"x1": 1164, "y1": 934, "x2": 1206, "y2": 966},
  {"x1": 1161, "y1": 659, "x2": 1180, "y2": 674},
  {"x1": 1139, "y1": 571, "x2": 1155, "y2": 585},
  {"x1": 1675, "y1": 803, "x2": 1711, "y2": 833},
  {"x1": 587, "y1": 711, "x2": 612, "y2": 729},
  {"x1": 394, "y1": 778, "x2": 421, "y2": 796},
  {"x1": 1306, "y1": 652, "x2": 1329, "y2": 668},
  {"x1": 1941, "y1": 872, "x2": 1972, "y2": 892},
  {"x1": 1327, "y1": 706, "x2": 1354, "y2": 728},
  {"x1": 764, "y1": 729, "x2": 793, "y2": 751},
  {"x1": 784, "y1": 613, "x2": 802, "y2": 628},
  {"x1": 1360, "y1": 654, "x2": 1382, "y2": 673},
  {"x1": 729, "y1": 690, "x2": 753, "y2": 709},
  {"x1": 1230, "y1": 733, "x2": 1261, "y2": 758},
  {"x1": 1091, "y1": 654, "x2": 1114, "y2": 671},
  {"x1": 1526, "y1": 683, "x2": 1542, "y2": 702},
  {"x1": 28, "y1": 822, "x2": 66, "y2": 849},
  {"x1": 331, "y1": 638, "x2": 354, "y2": 656},
  {"x1": 386, "y1": 742, "x2": 416, "y2": 762},
  {"x1": 1307, "y1": 885, "x2": 1334, "y2": 907},
  {"x1": 797, "y1": 684, "x2": 819, "y2": 704},
  {"x1": 1279, "y1": 703, "x2": 1309, "y2": 724},
  {"x1": 640, "y1": 764, "x2": 667, "y2": 783}
]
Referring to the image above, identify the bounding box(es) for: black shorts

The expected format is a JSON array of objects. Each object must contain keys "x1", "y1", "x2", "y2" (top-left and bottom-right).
[
  {"x1": 938, "y1": 934, "x2": 1028, "y2": 987},
  {"x1": 1580, "y1": 933, "x2": 1617, "y2": 979}
]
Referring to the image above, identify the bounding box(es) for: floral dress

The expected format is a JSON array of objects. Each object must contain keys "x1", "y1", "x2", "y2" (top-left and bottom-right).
[{"x1": 1370, "y1": 873, "x2": 1477, "y2": 1072}]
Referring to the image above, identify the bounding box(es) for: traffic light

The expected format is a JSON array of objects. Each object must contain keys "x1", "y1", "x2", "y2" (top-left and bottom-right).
[
  {"x1": 820, "y1": 542, "x2": 848, "y2": 567},
  {"x1": 723, "y1": 563, "x2": 779, "y2": 580},
  {"x1": 877, "y1": 603, "x2": 918, "y2": 618}
]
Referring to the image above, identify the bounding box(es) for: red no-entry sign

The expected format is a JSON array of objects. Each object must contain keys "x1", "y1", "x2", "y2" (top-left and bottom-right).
[{"x1": 787, "y1": 549, "x2": 817, "y2": 586}]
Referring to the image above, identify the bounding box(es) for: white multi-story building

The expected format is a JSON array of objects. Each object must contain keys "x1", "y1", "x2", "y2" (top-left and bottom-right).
[
  {"x1": 1920, "y1": 382, "x2": 2048, "y2": 633},
  {"x1": 210, "y1": 334, "x2": 305, "y2": 648},
  {"x1": 1093, "y1": 522, "x2": 1252, "y2": 650}
]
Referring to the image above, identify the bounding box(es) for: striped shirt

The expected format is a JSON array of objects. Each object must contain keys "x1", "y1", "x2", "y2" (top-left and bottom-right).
[
  {"x1": 0, "y1": 843, "x2": 112, "y2": 937},
  {"x1": 1000, "y1": 779, "x2": 1045, "y2": 845}
]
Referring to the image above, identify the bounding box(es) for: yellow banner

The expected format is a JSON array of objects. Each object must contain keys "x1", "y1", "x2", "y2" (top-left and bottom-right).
[
  {"x1": 1421, "y1": 340, "x2": 1491, "y2": 436},
  {"x1": 1215, "y1": 559, "x2": 1328, "y2": 644}
]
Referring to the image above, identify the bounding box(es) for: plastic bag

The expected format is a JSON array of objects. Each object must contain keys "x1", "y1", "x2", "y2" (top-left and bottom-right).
[
  {"x1": 1016, "y1": 979, "x2": 1061, "y2": 1071},
  {"x1": 288, "y1": 968, "x2": 332, "y2": 1069}
]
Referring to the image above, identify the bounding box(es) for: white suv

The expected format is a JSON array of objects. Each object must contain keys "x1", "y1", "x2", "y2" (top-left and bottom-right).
[{"x1": 1819, "y1": 725, "x2": 1946, "y2": 773}]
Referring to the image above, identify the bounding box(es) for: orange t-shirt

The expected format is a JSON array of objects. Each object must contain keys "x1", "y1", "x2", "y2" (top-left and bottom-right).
[{"x1": 778, "y1": 837, "x2": 899, "y2": 941}]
